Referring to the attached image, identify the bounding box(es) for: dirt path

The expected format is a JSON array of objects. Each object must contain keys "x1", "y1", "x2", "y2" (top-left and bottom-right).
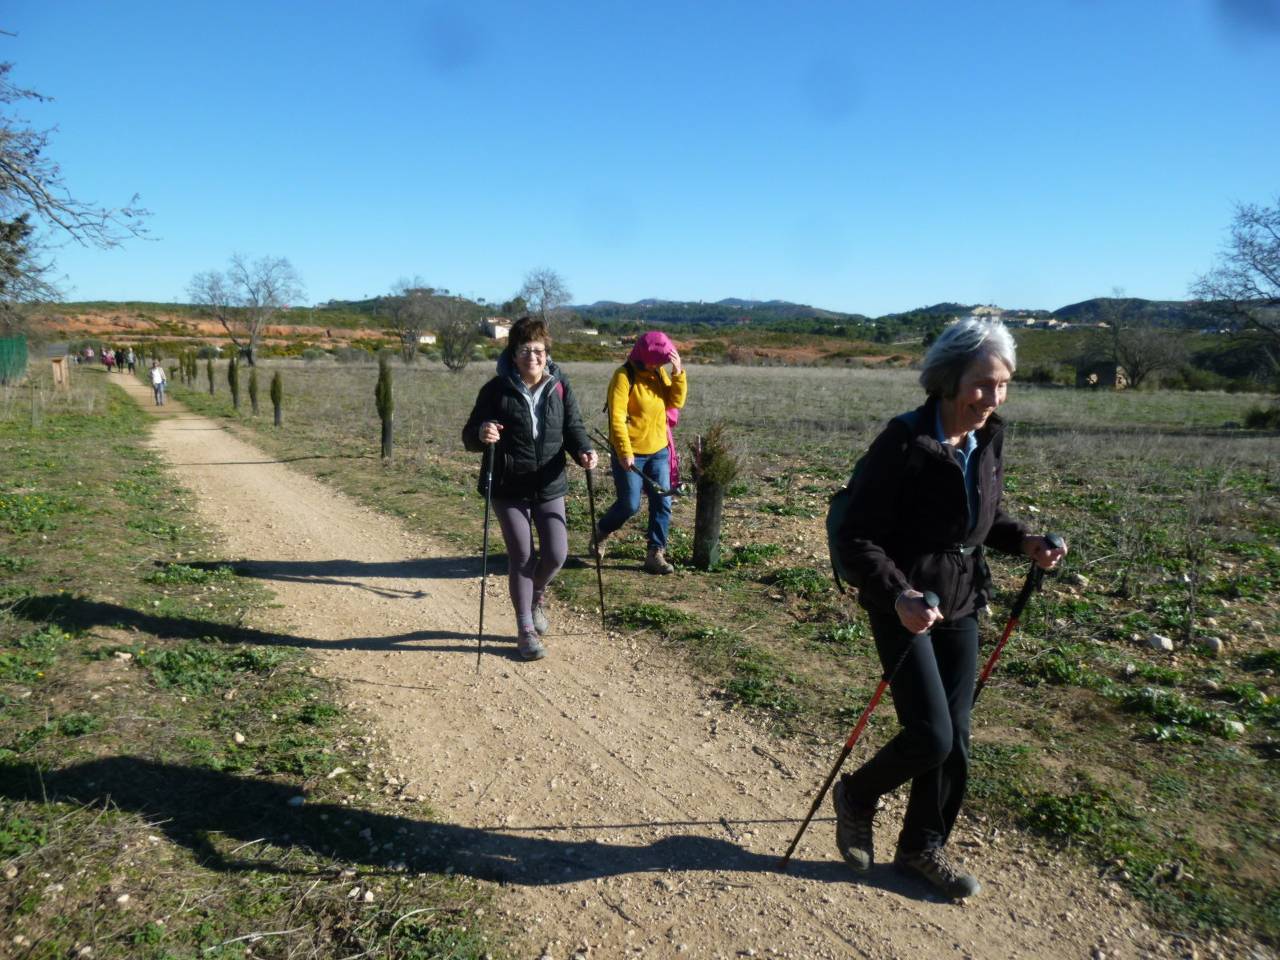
[{"x1": 118, "y1": 375, "x2": 1171, "y2": 960}]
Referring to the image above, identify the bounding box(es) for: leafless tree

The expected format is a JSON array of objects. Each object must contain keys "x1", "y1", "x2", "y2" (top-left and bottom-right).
[
  {"x1": 1192, "y1": 196, "x2": 1280, "y2": 379},
  {"x1": 382, "y1": 277, "x2": 435, "y2": 363},
  {"x1": 188, "y1": 254, "x2": 303, "y2": 365},
  {"x1": 1, "y1": 59, "x2": 148, "y2": 327},
  {"x1": 518, "y1": 267, "x2": 571, "y2": 323},
  {"x1": 435, "y1": 296, "x2": 480, "y2": 372},
  {"x1": 1093, "y1": 289, "x2": 1187, "y2": 389}
]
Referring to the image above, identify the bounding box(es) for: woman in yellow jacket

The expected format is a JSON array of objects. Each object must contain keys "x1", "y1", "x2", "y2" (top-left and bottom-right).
[{"x1": 595, "y1": 331, "x2": 687, "y2": 574}]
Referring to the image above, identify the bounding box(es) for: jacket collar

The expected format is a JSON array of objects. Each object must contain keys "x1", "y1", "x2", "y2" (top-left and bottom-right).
[{"x1": 913, "y1": 395, "x2": 1004, "y2": 450}]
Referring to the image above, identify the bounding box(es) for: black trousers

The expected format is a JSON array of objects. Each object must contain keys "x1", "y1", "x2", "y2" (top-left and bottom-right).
[{"x1": 842, "y1": 610, "x2": 979, "y2": 853}]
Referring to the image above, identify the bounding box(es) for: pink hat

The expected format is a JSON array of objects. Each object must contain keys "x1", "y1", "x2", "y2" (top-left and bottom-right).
[{"x1": 628, "y1": 330, "x2": 676, "y2": 367}]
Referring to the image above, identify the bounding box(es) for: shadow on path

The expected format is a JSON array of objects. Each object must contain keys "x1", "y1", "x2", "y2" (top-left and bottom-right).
[
  {"x1": 11, "y1": 594, "x2": 525, "y2": 659},
  {"x1": 0, "y1": 757, "x2": 922, "y2": 894}
]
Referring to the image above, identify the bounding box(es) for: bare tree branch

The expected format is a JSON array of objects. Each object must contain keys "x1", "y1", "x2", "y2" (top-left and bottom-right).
[
  {"x1": 518, "y1": 267, "x2": 571, "y2": 324},
  {"x1": 0, "y1": 59, "x2": 150, "y2": 325},
  {"x1": 187, "y1": 255, "x2": 304, "y2": 365}
]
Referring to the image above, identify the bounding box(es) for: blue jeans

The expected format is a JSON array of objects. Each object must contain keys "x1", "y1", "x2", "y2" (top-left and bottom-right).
[{"x1": 598, "y1": 448, "x2": 671, "y2": 550}]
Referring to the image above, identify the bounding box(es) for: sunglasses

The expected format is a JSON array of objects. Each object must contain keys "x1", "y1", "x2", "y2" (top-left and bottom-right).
[{"x1": 516, "y1": 347, "x2": 547, "y2": 359}]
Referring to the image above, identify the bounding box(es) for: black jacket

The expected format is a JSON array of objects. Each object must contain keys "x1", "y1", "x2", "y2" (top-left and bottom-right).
[
  {"x1": 461, "y1": 354, "x2": 592, "y2": 503},
  {"x1": 834, "y1": 396, "x2": 1029, "y2": 621}
]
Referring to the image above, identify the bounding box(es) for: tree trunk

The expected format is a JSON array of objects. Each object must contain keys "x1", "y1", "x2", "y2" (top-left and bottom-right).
[
  {"x1": 380, "y1": 414, "x2": 393, "y2": 461},
  {"x1": 692, "y1": 477, "x2": 725, "y2": 570}
]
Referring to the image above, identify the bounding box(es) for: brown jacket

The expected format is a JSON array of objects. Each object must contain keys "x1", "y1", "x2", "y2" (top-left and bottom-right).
[{"x1": 833, "y1": 397, "x2": 1029, "y2": 621}]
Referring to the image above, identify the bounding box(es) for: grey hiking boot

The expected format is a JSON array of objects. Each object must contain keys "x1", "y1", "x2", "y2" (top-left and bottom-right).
[
  {"x1": 644, "y1": 547, "x2": 675, "y2": 575},
  {"x1": 590, "y1": 525, "x2": 609, "y2": 560},
  {"x1": 894, "y1": 846, "x2": 981, "y2": 899},
  {"x1": 832, "y1": 779, "x2": 877, "y2": 872},
  {"x1": 531, "y1": 598, "x2": 550, "y2": 636},
  {"x1": 517, "y1": 629, "x2": 547, "y2": 661}
]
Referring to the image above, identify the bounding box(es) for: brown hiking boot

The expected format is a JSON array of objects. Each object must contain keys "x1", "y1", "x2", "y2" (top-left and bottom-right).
[
  {"x1": 832, "y1": 779, "x2": 877, "y2": 872},
  {"x1": 644, "y1": 547, "x2": 674, "y2": 575},
  {"x1": 894, "y1": 846, "x2": 981, "y2": 899}
]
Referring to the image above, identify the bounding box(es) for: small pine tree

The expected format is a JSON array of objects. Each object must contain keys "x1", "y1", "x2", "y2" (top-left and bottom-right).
[
  {"x1": 375, "y1": 354, "x2": 394, "y2": 460},
  {"x1": 270, "y1": 370, "x2": 283, "y2": 427},
  {"x1": 228, "y1": 355, "x2": 240, "y2": 410},
  {"x1": 206, "y1": 357, "x2": 215, "y2": 395},
  {"x1": 248, "y1": 367, "x2": 260, "y2": 416}
]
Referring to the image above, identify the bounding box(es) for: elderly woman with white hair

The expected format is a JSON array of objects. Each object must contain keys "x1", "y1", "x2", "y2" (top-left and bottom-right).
[{"x1": 830, "y1": 318, "x2": 1066, "y2": 899}]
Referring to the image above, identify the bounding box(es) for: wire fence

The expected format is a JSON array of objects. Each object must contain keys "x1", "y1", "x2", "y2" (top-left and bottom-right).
[{"x1": 0, "y1": 336, "x2": 28, "y2": 385}]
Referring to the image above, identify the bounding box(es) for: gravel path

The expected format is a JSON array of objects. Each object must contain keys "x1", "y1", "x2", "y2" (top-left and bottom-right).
[{"x1": 122, "y1": 375, "x2": 1174, "y2": 960}]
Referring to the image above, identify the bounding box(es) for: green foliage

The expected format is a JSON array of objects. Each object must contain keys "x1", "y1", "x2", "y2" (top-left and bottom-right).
[
  {"x1": 144, "y1": 562, "x2": 236, "y2": 585},
  {"x1": 0, "y1": 810, "x2": 46, "y2": 859},
  {"x1": 693, "y1": 420, "x2": 741, "y2": 487},
  {"x1": 613, "y1": 602, "x2": 692, "y2": 632},
  {"x1": 720, "y1": 542, "x2": 785, "y2": 568},
  {"x1": 56, "y1": 711, "x2": 103, "y2": 737},
  {"x1": 248, "y1": 366, "x2": 259, "y2": 415},
  {"x1": 1243, "y1": 404, "x2": 1280, "y2": 429},
  {"x1": 227, "y1": 354, "x2": 240, "y2": 410},
  {"x1": 0, "y1": 489, "x2": 64, "y2": 533},
  {"x1": 0, "y1": 625, "x2": 70, "y2": 683},
  {"x1": 301, "y1": 347, "x2": 328, "y2": 362},
  {"x1": 138, "y1": 642, "x2": 291, "y2": 695},
  {"x1": 771, "y1": 565, "x2": 829, "y2": 598},
  {"x1": 1026, "y1": 790, "x2": 1116, "y2": 842}
]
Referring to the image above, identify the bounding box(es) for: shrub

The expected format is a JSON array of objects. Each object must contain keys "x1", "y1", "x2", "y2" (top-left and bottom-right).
[
  {"x1": 301, "y1": 347, "x2": 328, "y2": 363},
  {"x1": 1243, "y1": 404, "x2": 1280, "y2": 429}
]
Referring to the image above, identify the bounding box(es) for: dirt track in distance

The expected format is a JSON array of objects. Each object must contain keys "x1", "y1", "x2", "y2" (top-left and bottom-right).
[{"x1": 118, "y1": 372, "x2": 1174, "y2": 960}]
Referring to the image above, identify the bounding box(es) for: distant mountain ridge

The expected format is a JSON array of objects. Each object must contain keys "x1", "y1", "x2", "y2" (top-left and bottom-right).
[{"x1": 571, "y1": 298, "x2": 867, "y2": 325}]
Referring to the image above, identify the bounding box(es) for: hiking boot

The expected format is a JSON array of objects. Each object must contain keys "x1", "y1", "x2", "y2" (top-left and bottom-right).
[
  {"x1": 531, "y1": 598, "x2": 550, "y2": 635},
  {"x1": 644, "y1": 547, "x2": 675, "y2": 575},
  {"x1": 832, "y1": 780, "x2": 877, "y2": 872},
  {"x1": 590, "y1": 526, "x2": 609, "y2": 560},
  {"x1": 517, "y1": 630, "x2": 547, "y2": 661},
  {"x1": 894, "y1": 846, "x2": 981, "y2": 899}
]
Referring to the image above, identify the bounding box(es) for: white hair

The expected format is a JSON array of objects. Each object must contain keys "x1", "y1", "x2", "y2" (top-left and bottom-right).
[{"x1": 919, "y1": 318, "x2": 1017, "y2": 398}]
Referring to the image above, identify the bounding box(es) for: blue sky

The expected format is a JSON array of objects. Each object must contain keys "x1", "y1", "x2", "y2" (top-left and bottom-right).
[{"x1": 5, "y1": 0, "x2": 1278, "y2": 316}]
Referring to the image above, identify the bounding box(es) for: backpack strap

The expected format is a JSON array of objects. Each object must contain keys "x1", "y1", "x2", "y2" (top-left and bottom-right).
[{"x1": 602, "y1": 361, "x2": 638, "y2": 414}]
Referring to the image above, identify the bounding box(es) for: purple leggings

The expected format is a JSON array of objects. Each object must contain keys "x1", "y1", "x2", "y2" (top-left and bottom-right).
[{"x1": 494, "y1": 496, "x2": 568, "y2": 632}]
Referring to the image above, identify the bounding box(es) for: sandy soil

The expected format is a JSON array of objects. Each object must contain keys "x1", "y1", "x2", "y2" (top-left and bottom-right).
[{"x1": 112, "y1": 372, "x2": 1210, "y2": 960}]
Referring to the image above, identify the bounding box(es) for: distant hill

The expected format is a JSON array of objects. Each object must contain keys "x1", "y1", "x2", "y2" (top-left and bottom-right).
[
  {"x1": 571, "y1": 298, "x2": 869, "y2": 326},
  {"x1": 1052, "y1": 297, "x2": 1209, "y2": 329}
]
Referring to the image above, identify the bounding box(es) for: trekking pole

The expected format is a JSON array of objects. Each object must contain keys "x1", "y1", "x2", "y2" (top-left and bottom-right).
[
  {"x1": 475, "y1": 443, "x2": 496, "y2": 674},
  {"x1": 973, "y1": 532, "x2": 1064, "y2": 703},
  {"x1": 590, "y1": 428, "x2": 676, "y2": 497},
  {"x1": 778, "y1": 591, "x2": 939, "y2": 871},
  {"x1": 584, "y1": 465, "x2": 607, "y2": 628}
]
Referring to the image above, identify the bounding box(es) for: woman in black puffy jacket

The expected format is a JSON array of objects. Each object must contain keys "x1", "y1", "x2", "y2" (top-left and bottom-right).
[
  {"x1": 462, "y1": 316, "x2": 597, "y2": 661},
  {"x1": 830, "y1": 317, "x2": 1066, "y2": 899}
]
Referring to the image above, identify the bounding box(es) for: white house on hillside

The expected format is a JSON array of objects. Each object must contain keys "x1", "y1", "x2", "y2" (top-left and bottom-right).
[{"x1": 482, "y1": 319, "x2": 510, "y2": 339}]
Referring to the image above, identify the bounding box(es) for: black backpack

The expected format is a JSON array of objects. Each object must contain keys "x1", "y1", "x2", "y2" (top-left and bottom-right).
[{"x1": 826, "y1": 411, "x2": 923, "y2": 594}]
